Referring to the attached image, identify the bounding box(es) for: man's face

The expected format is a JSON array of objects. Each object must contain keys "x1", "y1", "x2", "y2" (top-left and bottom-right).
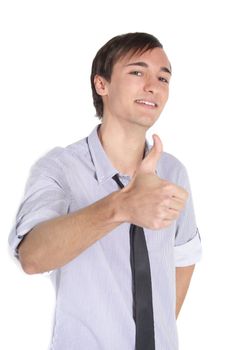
[{"x1": 99, "y1": 47, "x2": 171, "y2": 129}]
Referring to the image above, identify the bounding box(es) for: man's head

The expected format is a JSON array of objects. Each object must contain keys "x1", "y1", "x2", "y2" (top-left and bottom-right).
[{"x1": 91, "y1": 32, "x2": 164, "y2": 119}]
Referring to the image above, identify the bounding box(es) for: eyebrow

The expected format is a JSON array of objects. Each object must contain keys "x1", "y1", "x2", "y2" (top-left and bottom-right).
[{"x1": 125, "y1": 61, "x2": 172, "y2": 75}]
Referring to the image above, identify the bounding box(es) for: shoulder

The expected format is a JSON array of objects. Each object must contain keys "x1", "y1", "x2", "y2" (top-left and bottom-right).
[
  {"x1": 33, "y1": 137, "x2": 88, "y2": 169},
  {"x1": 159, "y1": 151, "x2": 185, "y2": 173},
  {"x1": 157, "y1": 151, "x2": 189, "y2": 186},
  {"x1": 26, "y1": 138, "x2": 88, "y2": 191}
]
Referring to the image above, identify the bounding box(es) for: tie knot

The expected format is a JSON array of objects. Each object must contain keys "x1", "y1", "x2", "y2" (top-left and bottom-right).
[{"x1": 112, "y1": 174, "x2": 124, "y2": 189}]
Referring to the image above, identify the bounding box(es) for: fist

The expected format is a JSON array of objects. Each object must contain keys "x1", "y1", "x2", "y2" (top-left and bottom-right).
[{"x1": 121, "y1": 135, "x2": 189, "y2": 230}]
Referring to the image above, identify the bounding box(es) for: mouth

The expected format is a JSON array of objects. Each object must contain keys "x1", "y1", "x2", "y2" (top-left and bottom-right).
[{"x1": 135, "y1": 99, "x2": 158, "y2": 109}]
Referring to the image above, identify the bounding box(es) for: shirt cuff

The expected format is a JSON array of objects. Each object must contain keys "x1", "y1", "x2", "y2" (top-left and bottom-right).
[
  {"x1": 9, "y1": 217, "x2": 56, "y2": 276},
  {"x1": 9, "y1": 206, "x2": 64, "y2": 257},
  {"x1": 174, "y1": 231, "x2": 202, "y2": 267}
]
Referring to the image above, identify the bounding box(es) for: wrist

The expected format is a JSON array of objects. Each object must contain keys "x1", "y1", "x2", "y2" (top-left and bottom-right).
[{"x1": 110, "y1": 190, "x2": 129, "y2": 224}]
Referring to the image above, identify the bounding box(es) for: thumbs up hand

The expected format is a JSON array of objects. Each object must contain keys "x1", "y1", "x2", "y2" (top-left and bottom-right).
[
  {"x1": 120, "y1": 135, "x2": 189, "y2": 230},
  {"x1": 139, "y1": 134, "x2": 163, "y2": 174}
]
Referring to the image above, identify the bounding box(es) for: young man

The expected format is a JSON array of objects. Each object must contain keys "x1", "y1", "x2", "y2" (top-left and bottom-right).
[{"x1": 9, "y1": 32, "x2": 202, "y2": 350}]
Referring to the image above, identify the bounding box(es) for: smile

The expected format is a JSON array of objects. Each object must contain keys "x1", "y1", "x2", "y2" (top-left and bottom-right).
[{"x1": 135, "y1": 99, "x2": 158, "y2": 108}]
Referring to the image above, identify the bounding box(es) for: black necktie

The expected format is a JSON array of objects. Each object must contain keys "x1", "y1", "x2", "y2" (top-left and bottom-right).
[{"x1": 112, "y1": 174, "x2": 155, "y2": 350}]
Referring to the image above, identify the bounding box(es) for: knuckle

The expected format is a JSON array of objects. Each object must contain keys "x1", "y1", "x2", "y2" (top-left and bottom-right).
[
  {"x1": 179, "y1": 186, "x2": 188, "y2": 199},
  {"x1": 163, "y1": 197, "x2": 171, "y2": 207},
  {"x1": 162, "y1": 182, "x2": 174, "y2": 193},
  {"x1": 184, "y1": 189, "x2": 189, "y2": 199},
  {"x1": 162, "y1": 180, "x2": 170, "y2": 188}
]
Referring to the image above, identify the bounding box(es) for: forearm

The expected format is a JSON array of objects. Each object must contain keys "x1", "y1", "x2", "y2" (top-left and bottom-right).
[
  {"x1": 18, "y1": 191, "x2": 123, "y2": 274},
  {"x1": 175, "y1": 265, "x2": 195, "y2": 318}
]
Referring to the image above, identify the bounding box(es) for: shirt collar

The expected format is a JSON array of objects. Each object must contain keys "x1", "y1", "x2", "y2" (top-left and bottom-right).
[{"x1": 87, "y1": 124, "x2": 150, "y2": 184}]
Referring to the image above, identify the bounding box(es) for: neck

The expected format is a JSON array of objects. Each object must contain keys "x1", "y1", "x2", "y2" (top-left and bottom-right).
[{"x1": 98, "y1": 118, "x2": 147, "y2": 177}]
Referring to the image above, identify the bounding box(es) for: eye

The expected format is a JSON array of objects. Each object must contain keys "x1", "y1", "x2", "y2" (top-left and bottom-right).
[
  {"x1": 159, "y1": 76, "x2": 169, "y2": 84},
  {"x1": 129, "y1": 71, "x2": 143, "y2": 77}
]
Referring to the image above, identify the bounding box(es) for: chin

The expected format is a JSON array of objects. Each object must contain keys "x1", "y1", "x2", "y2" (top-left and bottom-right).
[
  {"x1": 133, "y1": 120, "x2": 156, "y2": 130},
  {"x1": 137, "y1": 114, "x2": 159, "y2": 126}
]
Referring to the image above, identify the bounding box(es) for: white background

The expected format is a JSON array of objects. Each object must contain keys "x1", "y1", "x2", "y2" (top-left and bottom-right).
[{"x1": 1, "y1": 0, "x2": 232, "y2": 349}]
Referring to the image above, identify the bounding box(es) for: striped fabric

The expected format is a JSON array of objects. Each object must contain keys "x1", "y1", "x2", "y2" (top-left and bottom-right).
[{"x1": 9, "y1": 124, "x2": 202, "y2": 350}]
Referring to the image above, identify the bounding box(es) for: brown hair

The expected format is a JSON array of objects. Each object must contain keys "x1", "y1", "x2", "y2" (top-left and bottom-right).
[{"x1": 90, "y1": 32, "x2": 163, "y2": 119}]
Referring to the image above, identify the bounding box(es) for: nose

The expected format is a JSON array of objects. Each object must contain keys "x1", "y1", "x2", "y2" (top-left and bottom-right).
[{"x1": 143, "y1": 76, "x2": 159, "y2": 94}]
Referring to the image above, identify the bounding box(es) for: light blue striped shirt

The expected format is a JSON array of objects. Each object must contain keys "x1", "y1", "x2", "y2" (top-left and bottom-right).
[{"x1": 9, "y1": 124, "x2": 202, "y2": 350}]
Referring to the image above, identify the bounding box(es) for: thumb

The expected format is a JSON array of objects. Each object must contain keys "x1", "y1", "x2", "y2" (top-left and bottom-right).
[{"x1": 139, "y1": 134, "x2": 163, "y2": 174}]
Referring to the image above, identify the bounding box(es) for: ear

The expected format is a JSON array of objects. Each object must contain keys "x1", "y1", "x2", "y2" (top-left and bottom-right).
[{"x1": 94, "y1": 75, "x2": 109, "y2": 96}]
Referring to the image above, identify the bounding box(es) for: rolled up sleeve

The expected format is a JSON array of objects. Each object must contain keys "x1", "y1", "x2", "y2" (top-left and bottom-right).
[
  {"x1": 8, "y1": 147, "x2": 71, "y2": 258},
  {"x1": 174, "y1": 166, "x2": 202, "y2": 267},
  {"x1": 175, "y1": 229, "x2": 202, "y2": 267}
]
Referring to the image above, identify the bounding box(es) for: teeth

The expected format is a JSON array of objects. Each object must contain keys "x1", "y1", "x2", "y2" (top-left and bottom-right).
[{"x1": 136, "y1": 100, "x2": 156, "y2": 107}]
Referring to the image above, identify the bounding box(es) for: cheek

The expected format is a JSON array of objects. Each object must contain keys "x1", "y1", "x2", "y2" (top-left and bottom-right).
[
  {"x1": 161, "y1": 87, "x2": 169, "y2": 102},
  {"x1": 108, "y1": 80, "x2": 126, "y2": 98},
  {"x1": 108, "y1": 86, "x2": 129, "y2": 112},
  {"x1": 114, "y1": 84, "x2": 134, "y2": 104}
]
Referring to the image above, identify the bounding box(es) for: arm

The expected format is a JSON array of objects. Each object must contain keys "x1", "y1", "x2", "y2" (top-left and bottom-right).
[
  {"x1": 19, "y1": 135, "x2": 187, "y2": 275},
  {"x1": 175, "y1": 264, "x2": 195, "y2": 318},
  {"x1": 19, "y1": 191, "x2": 123, "y2": 274},
  {"x1": 19, "y1": 176, "x2": 186, "y2": 275}
]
